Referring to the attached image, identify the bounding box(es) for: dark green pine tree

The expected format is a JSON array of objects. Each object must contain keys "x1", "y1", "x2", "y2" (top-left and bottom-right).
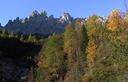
[{"x1": 77, "y1": 25, "x2": 89, "y2": 74}]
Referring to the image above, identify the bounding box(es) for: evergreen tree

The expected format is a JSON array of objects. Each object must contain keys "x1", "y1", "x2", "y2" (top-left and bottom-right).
[
  {"x1": 28, "y1": 34, "x2": 37, "y2": 42},
  {"x1": 64, "y1": 23, "x2": 88, "y2": 82},
  {"x1": 75, "y1": 24, "x2": 89, "y2": 75},
  {"x1": 36, "y1": 34, "x2": 65, "y2": 82},
  {"x1": 0, "y1": 29, "x2": 8, "y2": 37},
  {"x1": 64, "y1": 23, "x2": 78, "y2": 67},
  {"x1": 8, "y1": 32, "x2": 14, "y2": 38}
]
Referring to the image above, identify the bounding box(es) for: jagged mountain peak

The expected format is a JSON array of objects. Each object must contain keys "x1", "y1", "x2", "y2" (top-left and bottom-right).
[
  {"x1": 31, "y1": 10, "x2": 40, "y2": 17},
  {"x1": 63, "y1": 12, "x2": 72, "y2": 20},
  {"x1": 59, "y1": 12, "x2": 73, "y2": 23},
  {"x1": 2, "y1": 11, "x2": 73, "y2": 35},
  {"x1": 0, "y1": 10, "x2": 86, "y2": 36}
]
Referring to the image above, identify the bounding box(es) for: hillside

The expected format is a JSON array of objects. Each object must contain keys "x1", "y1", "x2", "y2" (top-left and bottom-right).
[{"x1": 0, "y1": 10, "x2": 128, "y2": 82}]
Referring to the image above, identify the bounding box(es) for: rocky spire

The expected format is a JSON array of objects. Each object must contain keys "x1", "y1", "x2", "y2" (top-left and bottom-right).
[
  {"x1": 31, "y1": 10, "x2": 40, "y2": 17},
  {"x1": 59, "y1": 12, "x2": 73, "y2": 23}
]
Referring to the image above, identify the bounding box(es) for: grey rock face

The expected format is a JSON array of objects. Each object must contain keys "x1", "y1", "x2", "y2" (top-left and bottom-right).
[{"x1": 1, "y1": 11, "x2": 73, "y2": 36}]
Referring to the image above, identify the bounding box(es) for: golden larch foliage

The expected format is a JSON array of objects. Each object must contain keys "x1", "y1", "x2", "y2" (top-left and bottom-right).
[
  {"x1": 106, "y1": 9, "x2": 125, "y2": 31},
  {"x1": 86, "y1": 39, "x2": 97, "y2": 68}
]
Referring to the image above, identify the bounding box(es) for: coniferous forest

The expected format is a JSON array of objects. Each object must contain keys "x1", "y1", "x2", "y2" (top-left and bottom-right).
[{"x1": 0, "y1": 10, "x2": 128, "y2": 82}]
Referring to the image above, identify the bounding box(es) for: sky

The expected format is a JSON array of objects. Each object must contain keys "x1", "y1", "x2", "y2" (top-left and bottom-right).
[{"x1": 0, "y1": 0, "x2": 126, "y2": 26}]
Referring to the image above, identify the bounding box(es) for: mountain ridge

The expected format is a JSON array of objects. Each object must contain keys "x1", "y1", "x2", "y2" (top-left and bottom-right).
[{"x1": 0, "y1": 10, "x2": 86, "y2": 36}]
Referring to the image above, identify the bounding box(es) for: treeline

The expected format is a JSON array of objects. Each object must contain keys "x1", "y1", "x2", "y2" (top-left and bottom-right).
[
  {"x1": 0, "y1": 9, "x2": 128, "y2": 82},
  {"x1": 35, "y1": 10, "x2": 128, "y2": 82}
]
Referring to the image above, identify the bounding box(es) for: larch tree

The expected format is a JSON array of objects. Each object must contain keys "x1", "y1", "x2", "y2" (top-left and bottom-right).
[
  {"x1": 86, "y1": 15, "x2": 98, "y2": 30},
  {"x1": 64, "y1": 23, "x2": 78, "y2": 67},
  {"x1": 85, "y1": 15, "x2": 99, "y2": 69},
  {"x1": 64, "y1": 23, "x2": 83, "y2": 82},
  {"x1": 106, "y1": 9, "x2": 125, "y2": 31}
]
